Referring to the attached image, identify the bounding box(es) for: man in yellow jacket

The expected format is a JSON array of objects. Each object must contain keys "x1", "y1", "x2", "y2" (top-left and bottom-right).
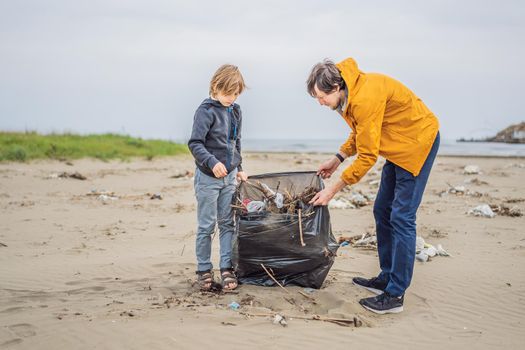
[{"x1": 308, "y1": 58, "x2": 440, "y2": 314}]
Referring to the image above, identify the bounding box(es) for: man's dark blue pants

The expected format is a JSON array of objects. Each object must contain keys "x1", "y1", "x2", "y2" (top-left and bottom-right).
[{"x1": 374, "y1": 132, "x2": 440, "y2": 297}]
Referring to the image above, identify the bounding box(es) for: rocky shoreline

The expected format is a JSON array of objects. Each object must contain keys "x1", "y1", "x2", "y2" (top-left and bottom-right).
[{"x1": 458, "y1": 122, "x2": 525, "y2": 144}]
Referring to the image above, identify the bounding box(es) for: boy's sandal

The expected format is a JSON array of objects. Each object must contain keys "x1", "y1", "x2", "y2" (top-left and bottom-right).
[
  {"x1": 196, "y1": 270, "x2": 214, "y2": 291},
  {"x1": 220, "y1": 269, "x2": 238, "y2": 290}
]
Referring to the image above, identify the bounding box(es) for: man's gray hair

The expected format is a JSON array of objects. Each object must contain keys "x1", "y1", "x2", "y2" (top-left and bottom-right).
[{"x1": 306, "y1": 59, "x2": 345, "y2": 97}]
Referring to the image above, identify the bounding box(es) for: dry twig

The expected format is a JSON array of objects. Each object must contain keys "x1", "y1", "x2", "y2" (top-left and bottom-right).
[
  {"x1": 260, "y1": 263, "x2": 290, "y2": 294},
  {"x1": 298, "y1": 209, "x2": 306, "y2": 247}
]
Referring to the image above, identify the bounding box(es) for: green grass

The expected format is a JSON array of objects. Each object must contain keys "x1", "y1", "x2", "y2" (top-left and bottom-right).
[{"x1": 0, "y1": 132, "x2": 189, "y2": 162}]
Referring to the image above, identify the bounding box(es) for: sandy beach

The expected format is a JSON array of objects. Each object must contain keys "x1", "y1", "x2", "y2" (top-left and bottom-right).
[{"x1": 1, "y1": 152, "x2": 524, "y2": 349}]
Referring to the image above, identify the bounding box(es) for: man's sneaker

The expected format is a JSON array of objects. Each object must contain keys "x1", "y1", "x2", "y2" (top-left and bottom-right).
[
  {"x1": 352, "y1": 276, "x2": 387, "y2": 295},
  {"x1": 359, "y1": 292, "x2": 404, "y2": 314}
]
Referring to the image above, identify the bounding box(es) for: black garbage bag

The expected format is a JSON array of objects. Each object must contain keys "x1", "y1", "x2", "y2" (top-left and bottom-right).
[{"x1": 232, "y1": 171, "x2": 339, "y2": 289}]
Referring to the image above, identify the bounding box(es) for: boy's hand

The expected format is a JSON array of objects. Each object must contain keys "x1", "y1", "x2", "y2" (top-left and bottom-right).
[
  {"x1": 212, "y1": 162, "x2": 228, "y2": 178},
  {"x1": 236, "y1": 171, "x2": 248, "y2": 182}
]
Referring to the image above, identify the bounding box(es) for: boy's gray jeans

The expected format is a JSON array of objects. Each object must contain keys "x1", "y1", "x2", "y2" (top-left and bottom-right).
[{"x1": 194, "y1": 168, "x2": 237, "y2": 272}]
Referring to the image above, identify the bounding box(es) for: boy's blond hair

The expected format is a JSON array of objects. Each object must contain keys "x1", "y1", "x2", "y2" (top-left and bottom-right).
[{"x1": 209, "y1": 64, "x2": 246, "y2": 97}]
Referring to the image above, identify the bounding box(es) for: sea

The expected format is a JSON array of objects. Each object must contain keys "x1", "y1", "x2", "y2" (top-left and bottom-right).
[{"x1": 241, "y1": 139, "x2": 525, "y2": 157}]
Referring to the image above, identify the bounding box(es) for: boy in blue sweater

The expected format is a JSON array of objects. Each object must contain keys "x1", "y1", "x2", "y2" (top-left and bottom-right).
[{"x1": 188, "y1": 64, "x2": 248, "y2": 291}]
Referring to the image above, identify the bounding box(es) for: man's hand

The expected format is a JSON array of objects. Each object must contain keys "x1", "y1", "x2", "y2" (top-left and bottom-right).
[
  {"x1": 309, "y1": 180, "x2": 348, "y2": 206},
  {"x1": 237, "y1": 171, "x2": 248, "y2": 182},
  {"x1": 212, "y1": 162, "x2": 228, "y2": 178},
  {"x1": 317, "y1": 156, "x2": 342, "y2": 179}
]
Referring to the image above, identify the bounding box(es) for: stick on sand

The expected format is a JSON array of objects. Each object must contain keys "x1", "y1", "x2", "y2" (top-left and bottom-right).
[
  {"x1": 260, "y1": 263, "x2": 290, "y2": 294},
  {"x1": 240, "y1": 311, "x2": 362, "y2": 327}
]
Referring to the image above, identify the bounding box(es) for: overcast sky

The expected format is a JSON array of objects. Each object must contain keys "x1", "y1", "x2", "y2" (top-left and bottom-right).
[{"x1": 1, "y1": 0, "x2": 524, "y2": 142}]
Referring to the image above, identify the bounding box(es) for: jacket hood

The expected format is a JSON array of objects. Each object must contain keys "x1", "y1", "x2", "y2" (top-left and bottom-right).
[
  {"x1": 200, "y1": 98, "x2": 239, "y2": 110},
  {"x1": 336, "y1": 58, "x2": 365, "y2": 110}
]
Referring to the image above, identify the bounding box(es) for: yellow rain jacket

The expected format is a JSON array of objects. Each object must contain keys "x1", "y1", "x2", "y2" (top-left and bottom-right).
[{"x1": 336, "y1": 58, "x2": 439, "y2": 185}]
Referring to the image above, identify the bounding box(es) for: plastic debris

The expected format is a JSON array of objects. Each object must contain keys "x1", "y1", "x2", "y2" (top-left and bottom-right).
[
  {"x1": 246, "y1": 201, "x2": 266, "y2": 213},
  {"x1": 328, "y1": 198, "x2": 356, "y2": 210},
  {"x1": 47, "y1": 171, "x2": 87, "y2": 180},
  {"x1": 416, "y1": 236, "x2": 426, "y2": 252},
  {"x1": 435, "y1": 244, "x2": 450, "y2": 257},
  {"x1": 415, "y1": 236, "x2": 450, "y2": 262},
  {"x1": 260, "y1": 183, "x2": 284, "y2": 208},
  {"x1": 449, "y1": 185, "x2": 466, "y2": 194},
  {"x1": 274, "y1": 193, "x2": 284, "y2": 209},
  {"x1": 354, "y1": 234, "x2": 377, "y2": 247},
  {"x1": 349, "y1": 193, "x2": 368, "y2": 207},
  {"x1": 468, "y1": 204, "x2": 495, "y2": 218},
  {"x1": 368, "y1": 179, "x2": 380, "y2": 186},
  {"x1": 239, "y1": 180, "x2": 316, "y2": 214},
  {"x1": 303, "y1": 288, "x2": 315, "y2": 294},
  {"x1": 415, "y1": 252, "x2": 429, "y2": 262},
  {"x1": 464, "y1": 165, "x2": 481, "y2": 175},
  {"x1": 272, "y1": 314, "x2": 287, "y2": 327},
  {"x1": 338, "y1": 233, "x2": 377, "y2": 250},
  {"x1": 98, "y1": 194, "x2": 118, "y2": 203},
  {"x1": 425, "y1": 245, "x2": 437, "y2": 257},
  {"x1": 228, "y1": 301, "x2": 240, "y2": 310}
]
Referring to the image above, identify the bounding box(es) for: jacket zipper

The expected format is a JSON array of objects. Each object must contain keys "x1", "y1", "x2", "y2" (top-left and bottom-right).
[{"x1": 226, "y1": 106, "x2": 233, "y2": 170}]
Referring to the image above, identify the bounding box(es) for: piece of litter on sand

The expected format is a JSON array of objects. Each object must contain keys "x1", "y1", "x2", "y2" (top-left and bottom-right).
[
  {"x1": 448, "y1": 184, "x2": 466, "y2": 194},
  {"x1": 415, "y1": 237, "x2": 450, "y2": 261},
  {"x1": 242, "y1": 311, "x2": 361, "y2": 328},
  {"x1": 416, "y1": 252, "x2": 429, "y2": 262},
  {"x1": 468, "y1": 204, "x2": 495, "y2": 218},
  {"x1": 303, "y1": 288, "x2": 315, "y2": 294},
  {"x1": 338, "y1": 233, "x2": 377, "y2": 249},
  {"x1": 368, "y1": 179, "x2": 380, "y2": 186},
  {"x1": 354, "y1": 234, "x2": 377, "y2": 247},
  {"x1": 272, "y1": 314, "x2": 288, "y2": 327},
  {"x1": 328, "y1": 199, "x2": 356, "y2": 210},
  {"x1": 228, "y1": 302, "x2": 240, "y2": 310},
  {"x1": 348, "y1": 193, "x2": 368, "y2": 207},
  {"x1": 98, "y1": 194, "x2": 118, "y2": 203},
  {"x1": 150, "y1": 193, "x2": 163, "y2": 200},
  {"x1": 425, "y1": 245, "x2": 437, "y2": 257},
  {"x1": 435, "y1": 244, "x2": 450, "y2": 257},
  {"x1": 490, "y1": 204, "x2": 523, "y2": 217},
  {"x1": 464, "y1": 165, "x2": 481, "y2": 175},
  {"x1": 47, "y1": 171, "x2": 87, "y2": 180},
  {"x1": 221, "y1": 322, "x2": 237, "y2": 326},
  {"x1": 416, "y1": 236, "x2": 426, "y2": 252}
]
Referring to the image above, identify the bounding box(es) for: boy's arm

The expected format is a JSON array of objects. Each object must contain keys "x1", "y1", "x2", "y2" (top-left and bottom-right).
[{"x1": 188, "y1": 107, "x2": 219, "y2": 170}]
